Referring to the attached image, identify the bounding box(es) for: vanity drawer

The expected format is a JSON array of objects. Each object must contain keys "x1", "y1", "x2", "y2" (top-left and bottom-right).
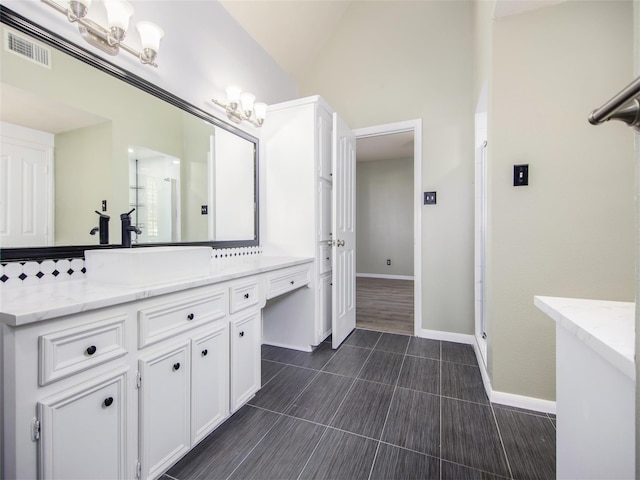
[
  {"x1": 265, "y1": 265, "x2": 311, "y2": 300},
  {"x1": 319, "y1": 245, "x2": 332, "y2": 274},
  {"x1": 39, "y1": 314, "x2": 128, "y2": 386},
  {"x1": 229, "y1": 280, "x2": 260, "y2": 314},
  {"x1": 138, "y1": 288, "x2": 227, "y2": 348}
]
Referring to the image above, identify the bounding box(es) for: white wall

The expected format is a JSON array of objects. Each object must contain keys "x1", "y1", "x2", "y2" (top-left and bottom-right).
[
  {"x1": 356, "y1": 158, "x2": 413, "y2": 277},
  {"x1": 300, "y1": 0, "x2": 475, "y2": 335},
  {"x1": 3, "y1": 0, "x2": 297, "y2": 134},
  {"x1": 489, "y1": 0, "x2": 635, "y2": 401}
]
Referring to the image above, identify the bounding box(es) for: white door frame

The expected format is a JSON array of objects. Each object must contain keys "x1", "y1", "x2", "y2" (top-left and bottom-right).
[{"x1": 353, "y1": 119, "x2": 423, "y2": 336}]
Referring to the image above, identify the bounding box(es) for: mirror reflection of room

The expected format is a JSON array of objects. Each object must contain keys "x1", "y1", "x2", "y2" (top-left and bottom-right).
[
  {"x1": 128, "y1": 145, "x2": 181, "y2": 244},
  {"x1": 0, "y1": 23, "x2": 258, "y2": 249}
]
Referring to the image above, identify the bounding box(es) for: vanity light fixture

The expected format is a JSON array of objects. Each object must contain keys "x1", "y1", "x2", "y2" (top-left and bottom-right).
[
  {"x1": 212, "y1": 86, "x2": 267, "y2": 127},
  {"x1": 40, "y1": 0, "x2": 164, "y2": 67}
]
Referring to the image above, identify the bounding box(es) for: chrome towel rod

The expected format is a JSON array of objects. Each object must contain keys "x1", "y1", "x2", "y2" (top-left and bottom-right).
[{"x1": 588, "y1": 76, "x2": 640, "y2": 132}]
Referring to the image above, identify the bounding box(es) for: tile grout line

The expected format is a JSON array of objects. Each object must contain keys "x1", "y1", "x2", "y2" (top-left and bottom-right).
[
  {"x1": 489, "y1": 402, "x2": 515, "y2": 479},
  {"x1": 367, "y1": 335, "x2": 411, "y2": 480},
  {"x1": 222, "y1": 411, "x2": 288, "y2": 480}
]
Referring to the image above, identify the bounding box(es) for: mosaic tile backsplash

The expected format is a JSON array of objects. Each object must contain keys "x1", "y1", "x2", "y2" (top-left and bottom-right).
[{"x1": 1, "y1": 246, "x2": 263, "y2": 286}]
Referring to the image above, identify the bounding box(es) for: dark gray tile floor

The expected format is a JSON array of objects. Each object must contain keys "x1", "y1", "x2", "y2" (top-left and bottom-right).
[{"x1": 165, "y1": 329, "x2": 556, "y2": 480}]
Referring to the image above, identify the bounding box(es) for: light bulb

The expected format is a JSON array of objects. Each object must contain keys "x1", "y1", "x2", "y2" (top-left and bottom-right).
[
  {"x1": 240, "y1": 92, "x2": 255, "y2": 117},
  {"x1": 254, "y1": 102, "x2": 267, "y2": 121},
  {"x1": 104, "y1": 0, "x2": 134, "y2": 31},
  {"x1": 136, "y1": 21, "x2": 164, "y2": 54},
  {"x1": 226, "y1": 86, "x2": 242, "y2": 107}
]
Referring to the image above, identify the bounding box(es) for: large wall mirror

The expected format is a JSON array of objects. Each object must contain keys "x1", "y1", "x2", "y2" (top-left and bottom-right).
[{"x1": 0, "y1": 7, "x2": 259, "y2": 261}]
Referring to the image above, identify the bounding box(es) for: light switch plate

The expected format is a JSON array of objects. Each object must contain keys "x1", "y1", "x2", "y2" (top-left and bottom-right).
[{"x1": 514, "y1": 164, "x2": 529, "y2": 186}]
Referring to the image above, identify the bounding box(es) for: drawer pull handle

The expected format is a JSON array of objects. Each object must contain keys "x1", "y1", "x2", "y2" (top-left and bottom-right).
[
  {"x1": 244, "y1": 293, "x2": 250, "y2": 299},
  {"x1": 202, "y1": 349, "x2": 208, "y2": 357},
  {"x1": 103, "y1": 397, "x2": 114, "y2": 408},
  {"x1": 187, "y1": 313, "x2": 195, "y2": 321},
  {"x1": 326, "y1": 257, "x2": 330, "y2": 260},
  {"x1": 86, "y1": 345, "x2": 97, "y2": 356},
  {"x1": 239, "y1": 331, "x2": 245, "y2": 337},
  {"x1": 173, "y1": 362, "x2": 181, "y2": 371},
  {"x1": 290, "y1": 280, "x2": 295, "y2": 285}
]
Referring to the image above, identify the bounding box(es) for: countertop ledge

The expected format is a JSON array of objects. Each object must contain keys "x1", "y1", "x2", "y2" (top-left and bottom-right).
[
  {"x1": 0, "y1": 256, "x2": 312, "y2": 327},
  {"x1": 534, "y1": 296, "x2": 635, "y2": 382}
]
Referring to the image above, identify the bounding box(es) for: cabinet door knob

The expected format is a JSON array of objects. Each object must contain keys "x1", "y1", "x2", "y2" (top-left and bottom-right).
[
  {"x1": 244, "y1": 293, "x2": 250, "y2": 299},
  {"x1": 173, "y1": 362, "x2": 181, "y2": 371},
  {"x1": 187, "y1": 313, "x2": 195, "y2": 321},
  {"x1": 290, "y1": 280, "x2": 295, "y2": 285},
  {"x1": 86, "y1": 345, "x2": 97, "y2": 356},
  {"x1": 103, "y1": 397, "x2": 114, "y2": 408},
  {"x1": 201, "y1": 349, "x2": 208, "y2": 357},
  {"x1": 239, "y1": 331, "x2": 245, "y2": 337}
]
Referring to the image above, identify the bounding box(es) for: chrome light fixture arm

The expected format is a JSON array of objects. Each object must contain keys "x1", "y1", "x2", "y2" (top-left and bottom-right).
[
  {"x1": 40, "y1": 0, "x2": 160, "y2": 67},
  {"x1": 212, "y1": 98, "x2": 265, "y2": 128}
]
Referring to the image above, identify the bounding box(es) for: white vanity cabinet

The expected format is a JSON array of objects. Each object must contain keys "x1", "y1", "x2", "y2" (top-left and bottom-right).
[
  {"x1": 138, "y1": 341, "x2": 191, "y2": 480},
  {"x1": 0, "y1": 256, "x2": 312, "y2": 480},
  {"x1": 262, "y1": 96, "x2": 334, "y2": 349},
  {"x1": 230, "y1": 310, "x2": 261, "y2": 411},
  {"x1": 191, "y1": 322, "x2": 229, "y2": 444},
  {"x1": 228, "y1": 278, "x2": 261, "y2": 412},
  {"x1": 37, "y1": 367, "x2": 129, "y2": 480}
]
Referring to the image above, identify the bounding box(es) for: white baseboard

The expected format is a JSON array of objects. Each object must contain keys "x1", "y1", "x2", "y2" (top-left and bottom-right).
[
  {"x1": 471, "y1": 337, "x2": 557, "y2": 414},
  {"x1": 418, "y1": 329, "x2": 556, "y2": 414},
  {"x1": 417, "y1": 328, "x2": 475, "y2": 344},
  {"x1": 262, "y1": 340, "x2": 312, "y2": 353},
  {"x1": 356, "y1": 273, "x2": 414, "y2": 281}
]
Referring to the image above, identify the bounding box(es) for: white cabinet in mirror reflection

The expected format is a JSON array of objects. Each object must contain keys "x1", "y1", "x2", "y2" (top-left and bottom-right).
[{"x1": 209, "y1": 128, "x2": 255, "y2": 241}]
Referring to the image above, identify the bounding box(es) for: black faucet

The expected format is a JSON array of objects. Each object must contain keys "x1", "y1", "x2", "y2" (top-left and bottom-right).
[
  {"x1": 90, "y1": 210, "x2": 110, "y2": 245},
  {"x1": 121, "y1": 208, "x2": 142, "y2": 247}
]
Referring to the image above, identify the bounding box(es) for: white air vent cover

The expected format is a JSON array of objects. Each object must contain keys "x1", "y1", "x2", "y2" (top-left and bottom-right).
[{"x1": 4, "y1": 29, "x2": 51, "y2": 68}]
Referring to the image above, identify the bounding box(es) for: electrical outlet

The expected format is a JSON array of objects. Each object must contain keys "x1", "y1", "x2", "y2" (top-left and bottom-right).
[
  {"x1": 424, "y1": 191, "x2": 437, "y2": 205},
  {"x1": 387, "y1": 259, "x2": 391, "y2": 266}
]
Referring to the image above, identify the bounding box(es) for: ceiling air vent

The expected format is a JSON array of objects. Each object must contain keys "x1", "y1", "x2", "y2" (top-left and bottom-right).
[{"x1": 4, "y1": 29, "x2": 51, "y2": 68}]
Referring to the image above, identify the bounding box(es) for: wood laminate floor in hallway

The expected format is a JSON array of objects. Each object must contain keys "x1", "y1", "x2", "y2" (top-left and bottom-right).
[{"x1": 356, "y1": 277, "x2": 413, "y2": 335}]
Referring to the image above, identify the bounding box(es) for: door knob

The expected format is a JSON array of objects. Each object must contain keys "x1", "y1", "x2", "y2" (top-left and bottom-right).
[{"x1": 337, "y1": 239, "x2": 345, "y2": 247}]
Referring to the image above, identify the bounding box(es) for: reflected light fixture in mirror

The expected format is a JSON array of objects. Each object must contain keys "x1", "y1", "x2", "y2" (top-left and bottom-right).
[
  {"x1": 40, "y1": 0, "x2": 164, "y2": 66},
  {"x1": 212, "y1": 86, "x2": 267, "y2": 127}
]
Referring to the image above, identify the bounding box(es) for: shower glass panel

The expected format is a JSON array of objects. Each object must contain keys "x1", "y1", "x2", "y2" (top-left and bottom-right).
[{"x1": 129, "y1": 145, "x2": 181, "y2": 244}]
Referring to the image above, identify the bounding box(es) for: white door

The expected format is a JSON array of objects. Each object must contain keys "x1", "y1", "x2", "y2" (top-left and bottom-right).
[
  {"x1": 331, "y1": 113, "x2": 357, "y2": 348},
  {"x1": 0, "y1": 131, "x2": 53, "y2": 247}
]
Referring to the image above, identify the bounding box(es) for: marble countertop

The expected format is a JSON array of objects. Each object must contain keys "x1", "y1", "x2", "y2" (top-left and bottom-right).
[
  {"x1": 534, "y1": 296, "x2": 635, "y2": 381},
  {"x1": 0, "y1": 256, "x2": 312, "y2": 327}
]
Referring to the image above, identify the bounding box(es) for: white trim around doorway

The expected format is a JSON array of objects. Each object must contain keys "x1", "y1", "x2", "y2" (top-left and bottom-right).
[{"x1": 353, "y1": 119, "x2": 423, "y2": 338}]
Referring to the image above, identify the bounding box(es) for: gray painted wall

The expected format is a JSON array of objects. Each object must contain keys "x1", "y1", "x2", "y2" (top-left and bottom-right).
[{"x1": 356, "y1": 158, "x2": 413, "y2": 277}]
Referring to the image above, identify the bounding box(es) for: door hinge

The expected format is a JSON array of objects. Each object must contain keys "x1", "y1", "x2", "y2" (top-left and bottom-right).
[
  {"x1": 135, "y1": 460, "x2": 141, "y2": 479},
  {"x1": 136, "y1": 371, "x2": 142, "y2": 389},
  {"x1": 31, "y1": 418, "x2": 41, "y2": 441}
]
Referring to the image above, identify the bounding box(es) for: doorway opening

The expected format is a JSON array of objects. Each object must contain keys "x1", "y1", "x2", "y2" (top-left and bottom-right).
[{"x1": 353, "y1": 120, "x2": 422, "y2": 337}]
